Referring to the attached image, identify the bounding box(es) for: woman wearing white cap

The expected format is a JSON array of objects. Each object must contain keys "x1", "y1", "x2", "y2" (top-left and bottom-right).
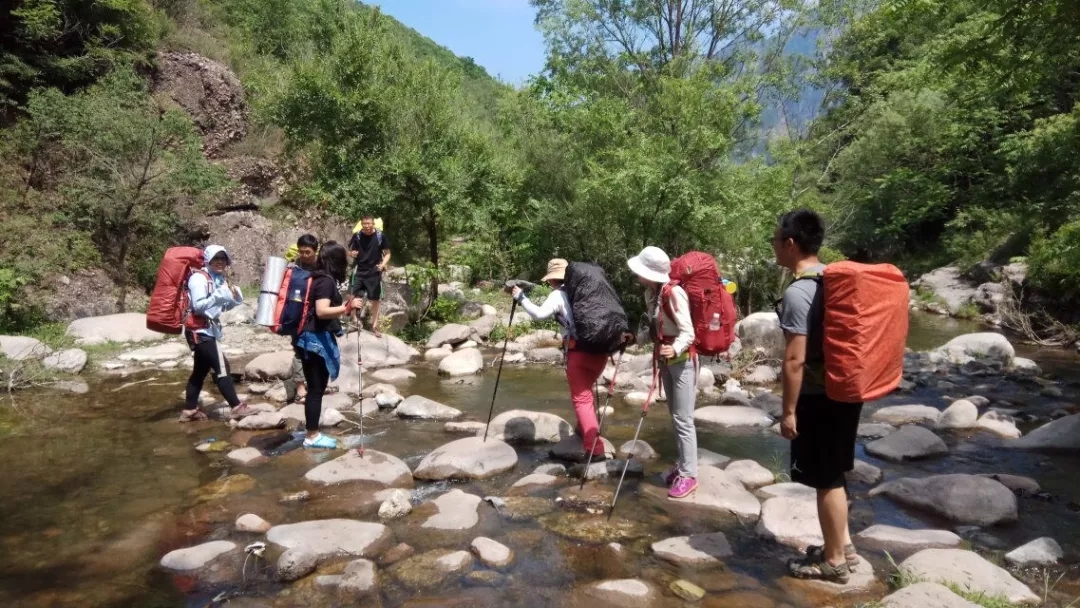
[
  {"x1": 510, "y1": 258, "x2": 608, "y2": 460},
  {"x1": 627, "y1": 246, "x2": 699, "y2": 498}
]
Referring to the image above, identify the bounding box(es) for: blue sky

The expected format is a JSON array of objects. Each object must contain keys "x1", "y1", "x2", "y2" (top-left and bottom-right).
[{"x1": 370, "y1": 0, "x2": 547, "y2": 85}]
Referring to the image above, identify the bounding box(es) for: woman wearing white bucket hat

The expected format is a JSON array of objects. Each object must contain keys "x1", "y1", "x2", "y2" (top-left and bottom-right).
[{"x1": 627, "y1": 246, "x2": 699, "y2": 498}]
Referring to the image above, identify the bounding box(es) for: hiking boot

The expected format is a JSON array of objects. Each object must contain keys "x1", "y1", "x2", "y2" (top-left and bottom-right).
[
  {"x1": 788, "y1": 555, "x2": 850, "y2": 584},
  {"x1": 303, "y1": 433, "x2": 338, "y2": 450},
  {"x1": 230, "y1": 403, "x2": 259, "y2": 418},
  {"x1": 178, "y1": 408, "x2": 208, "y2": 423},
  {"x1": 805, "y1": 543, "x2": 860, "y2": 572},
  {"x1": 668, "y1": 476, "x2": 698, "y2": 499}
]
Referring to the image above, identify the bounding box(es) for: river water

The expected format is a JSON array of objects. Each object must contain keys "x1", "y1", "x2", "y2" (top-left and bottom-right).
[{"x1": 1, "y1": 314, "x2": 1078, "y2": 607}]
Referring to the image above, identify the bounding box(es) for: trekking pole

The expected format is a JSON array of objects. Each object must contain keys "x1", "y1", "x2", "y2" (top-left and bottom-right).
[
  {"x1": 580, "y1": 349, "x2": 625, "y2": 490},
  {"x1": 609, "y1": 358, "x2": 658, "y2": 520},
  {"x1": 355, "y1": 296, "x2": 366, "y2": 458},
  {"x1": 482, "y1": 298, "x2": 518, "y2": 442}
]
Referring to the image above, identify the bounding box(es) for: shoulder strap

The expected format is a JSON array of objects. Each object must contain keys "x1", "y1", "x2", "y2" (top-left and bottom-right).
[{"x1": 298, "y1": 276, "x2": 315, "y2": 335}]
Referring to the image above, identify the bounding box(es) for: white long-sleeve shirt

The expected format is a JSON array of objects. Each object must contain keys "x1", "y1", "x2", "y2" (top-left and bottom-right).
[
  {"x1": 188, "y1": 271, "x2": 243, "y2": 340},
  {"x1": 642, "y1": 285, "x2": 695, "y2": 357},
  {"x1": 519, "y1": 288, "x2": 574, "y2": 339}
]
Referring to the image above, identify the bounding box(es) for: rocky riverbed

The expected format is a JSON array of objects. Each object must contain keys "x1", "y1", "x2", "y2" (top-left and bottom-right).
[{"x1": 1, "y1": 310, "x2": 1079, "y2": 607}]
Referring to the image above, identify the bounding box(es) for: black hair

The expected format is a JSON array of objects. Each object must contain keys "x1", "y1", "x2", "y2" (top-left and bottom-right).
[
  {"x1": 777, "y1": 209, "x2": 825, "y2": 255},
  {"x1": 361, "y1": 214, "x2": 374, "y2": 221},
  {"x1": 316, "y1": 241, "x2": 348, "y2": 284},
  {"x1": 297, "y1": 234, "x2": 319, "y2": 250}
]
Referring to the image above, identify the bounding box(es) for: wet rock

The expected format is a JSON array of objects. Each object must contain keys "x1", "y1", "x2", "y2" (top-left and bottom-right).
[
  {"x1": 846, "y1": 459, "x2": 883, "y2": 485},
  {"x1": 758, "y1": 483, "x2": 816, "y2": 500},
  {"x1": 244, "y1": 350, "x2": 295, "y2": 380},
  {"x1": 395, "y1": 395, "x2": 462, "y2": 420},
  {"x1": 486, "y1": 409, "x2": 573, "y2": 444},
  {"x1": 226, "y1": 447, "x2": 267, "y2": 466},
  {"x1": 698, "y1": 448, "x2": 732, "y2": 468},
  {"x1": 509, "y1": 473, "x2": 560, "y2": 493},
  {"x1": 488, "y1": 496, "x2": 555, "y2": 522},
  {"x1": 779, "y1": 555, "x2": 879, "y2": 597},
  {"x1": 1005, "y1": 537, "x2": 1063, "y2": 567},
  {"x1": 437, "y1": 348, "x2": 484, "y2": 376},
  {"x1": 277, "y1": 549, "x2": 318, "y2": 582},
  {"x1": 42, "y1": 348, "x2": 87, "y2": 373},
  {"x1": 379, "y1": 543, "x2": 414, "y2": 566},
  {"x1": 937, "y1": 399, "x2": 978, "y2": 429},
  {"x1": 318, "y1": 558, "x2": 378, "y2": 594},
  {"x1": 914, "y1": 266, "x2": 974, "y2": 314},
  {"x1": 538, "y1": 511, "x2": 650, "y2": 543},
  {"x1": 866, "y1": 425, "x2": 948, "y2": 462},
  {"x1": 872, "y1": 404, "x2": 942, "y2": 426},
  {"x1": 936, "y1": 332, "x2": 1015, "y2": 366},
  {"x1": 192, "y1": 474, "x2": 255, "y2": 503},
  {"x1": 869, "y1": 474, "x2": 1017, "y2": 526},
  {"x1": 570, "y1": 458, "x2": 642, "y2": 480},
  {"x1": 119, "y1": 342, "x2": 188, "y2": 363},
  {"x1": 375, "y1": 392, "x2": 403, "y2": 409},
  {"x1": 719, "y1": 391, "x2": 752, "y2": 406},
  {"x1": 858, "y1": 422, "x2": 897, "y2": 439},
  {"x1": 354, "y1": 399, "x2": 379, "y2": 417},
  {"x1": 413, "y1": 436, "x2": 518, "y2": 481},
  {"x1": 50, "y1": 380, "x2": 89, "y2": 394},
  {"x1": 244, "y1": 430, "x2": 292, "y2": 452},
  {"x1": 581, "y1": 578, "x2": 660, "y2": 608},
  {"x1": 235, "y1": 513, "x2": 272, "y2": 533},
  {"x1": 267, "y1": 519, "x2": 392, "y2": 574},
  {"x1": 725, "y1": 460, "x2": 775, "y2": 489},
  {"x1": 648, "y1": 466, "x2": 761, "y2": 521},
  {"x1": 444, "y1": 421, "x2": 486, "y2": 435},
  {"x1": 671, "y1": 579, "x2": 706, "y2": 601},
  {"x1": 457, "y1": 340, "x2": 479, "y2": 350},
  {"x1": 694, "y1": 406, "x2": 773, "y2": 427},
  {"x1": 535, "y1": 463, "x2": 567, "y2": 476},
  {"x1": 360, "y1": 383, "x2": 400, "y2": 398},
  {"x1": 468, "y1": 315, "x2": 499, "y2": 341},
  {"x1": 422, "y1": 489, "x2": 482, "y2": 531},
  {"x1": 651, "y1": 532, "x2": 732, "y2": 567},
  {"x1": 617, "y1": 440, "x2": 658, "y2": 460},
  {"x1": 977, "y1": 410, "x2": 1021, "y2": 438},
  {"x1": 470, "y1": 537, "x2": 514, "y2": 569},
  {"x1": 1009, "y1": 357, "x2": 1041, "y2": 375},
  {"x1": 528, "y1": 347, "x2": 564, "y2": 363},
  {"x1": 736, "y1": 312, "x2": 785, "y2": 360},
  {"x1": 370, "y1": 368, "x2": 416, "y2": 383},
  {"x1": 0, "y1": 335, "x2": 51, "y2": 360},
  {"x1": 900, "y1": 549, "x2": 1039, "y2": 604},
  {"x1": 378, "y1": 489, "x2": 413, "y2": 520},
  {"x1": 1011, "y1": 413, "x2": 1080, "y2": 451},
  {"x1": 195, "y1": 439, "x2": 232, "y2": 454},
  {"x1": 160, "y1": 540, "x2": 236, "y2": 571},
  {"x1": 278, "y1": 403, "x2": 342, "y2": 427},
  {"x1": 67, "y1": 313, "x2": 163, "y2": 345},
  {"x1": 427, "y1": 324, "x2": 473, "y2": 349},
  {"x1": 854, "y1": 525, "x2": 962, "y2": 555},
  {"x1": 551, "y1": 435, "x2": 615, "y2": 462},
  {"x1": 744, "y1": 365, "x2": 779, "y2": 385},
  {"x1": 880, "y1": 582, "x2": 980, "y2": 608},
  {"x1": 280, "y1": 490, "x2": 311, "y2": 504},
  {"x1": 305, "y1": 449, "x2": 413, "y2": 488},
  {"x1": 424, "y1": 346, "x2": 454, "y2": 363},
  {"x1": 236, "y1": 411, "x2": 285, "y2": 430},
  {"x1": 392, "y1": 549, "x2": 474, "y2": 589},
  {"x1": 751, "y1": 392, "x2": 783, "y2": 417},
  {"x1": 623, "y1": 391, "x2": 650, "y2": 407},
  {"x1": 756, "y1": 496, "x2": 822, "y2": 551},
  {"x1": 977, "y1": 473, "x2": 1039, "y2": 496}
]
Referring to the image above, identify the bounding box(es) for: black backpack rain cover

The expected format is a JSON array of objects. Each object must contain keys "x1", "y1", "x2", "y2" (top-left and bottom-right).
[{"x1": 563, "y1": 262, "x2": 629, "y2": 354}]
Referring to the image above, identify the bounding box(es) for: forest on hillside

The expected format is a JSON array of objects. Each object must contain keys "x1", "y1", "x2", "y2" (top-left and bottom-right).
[{"x1": 1, "y1": 0, "x2": 1079, "y2": 334}]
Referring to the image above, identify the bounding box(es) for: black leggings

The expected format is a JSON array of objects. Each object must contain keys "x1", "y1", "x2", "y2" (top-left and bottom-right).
[
  {"x1": 185, "y1": 334, "x2": 241, "y2": 410},
  {"x1": 301, "y1": 351, "x2": 330, "y2": 432}
]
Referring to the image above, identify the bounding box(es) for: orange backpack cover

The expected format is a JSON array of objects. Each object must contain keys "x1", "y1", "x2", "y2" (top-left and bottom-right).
[
  {"x1": 821, "y1": 261, "x2": 909, "y2": 403},
  {"x1": 146, "y1": 246, "x2": 208, "y2": 334}
]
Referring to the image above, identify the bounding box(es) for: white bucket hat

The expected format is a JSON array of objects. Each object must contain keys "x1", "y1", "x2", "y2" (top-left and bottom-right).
[{"x1": 627, "y1": 246, "x2": 671, "y2": 284}]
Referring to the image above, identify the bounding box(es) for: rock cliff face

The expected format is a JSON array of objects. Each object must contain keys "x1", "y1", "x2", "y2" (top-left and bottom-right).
[{"x1": 152, "y1": 52, "x2": 248, "y2": 158}]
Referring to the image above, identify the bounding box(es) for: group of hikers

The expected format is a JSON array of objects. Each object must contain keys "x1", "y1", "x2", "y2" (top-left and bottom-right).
[{"x1": 149, "y1": 207, "x2": 908, "y2": 584}]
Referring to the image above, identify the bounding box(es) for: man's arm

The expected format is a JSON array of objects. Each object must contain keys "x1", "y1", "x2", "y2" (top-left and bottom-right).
[
  {"x1": 780, "y1": 332, "x2": 806, "y2": 440},
  {"x1": 378, "y1": 248, "x2": 391, "y2": 271}
]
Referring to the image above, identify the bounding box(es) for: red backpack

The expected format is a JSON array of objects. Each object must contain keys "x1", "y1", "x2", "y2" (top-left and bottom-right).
[
  {"x1": 660, "y1": 251, "x2": 738, "y2": 357},
  {"x1": 146, "y1": 247, "x2": 209, "y2": 334}
]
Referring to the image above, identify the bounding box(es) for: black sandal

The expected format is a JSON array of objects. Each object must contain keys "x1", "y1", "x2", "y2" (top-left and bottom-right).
[
  {"x1": 805, "y1": 543, "x2": 859, "y2": 572},
  {"x1": 787, "y1": 554, "x2": 850, "y2": 584}
]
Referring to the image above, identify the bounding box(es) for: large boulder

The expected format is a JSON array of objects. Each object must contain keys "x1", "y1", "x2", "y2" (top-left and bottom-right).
[
  {"x1": 421, "y1": 489, "x2": 482, "y2": 531},
  {"x1": 756, "y1": 495, "x2": 822, "y2": 551},
  {"x1": 865, "y1": 425, "x2": 948, "y2": 462},
  {"x1": 694, "y1": 406, "x2": 773, "y2": 428},
  {"x1": 468, "y1": 315, "x2": 499, "y2": 341},
  {"x1": 119, "y1": 342, "x2": 189, "y2": 363},
  {"x1": 976, "y1": 411, "x2": 1021, "y2": 439},
  {"x1": 0, "y1": 336, "x2": 51, "y2": 361},
  {"x1": 152, "y1": 52, "x2": 247, "y2": 158},
  {"x1": 42, "y1": 348, "x2": 87, "y2": 373},
  {"x1": 244, "y1": 350, "x2": 295, "y2": 380},
  {"x1": 395, "y1": 395, "x2": 462, "y2": 421},
  {"x1": 485, "y1": 409, "x2": 573, "y2": 444},
  {"x1": 1010, "y1": 414, "x2": 1080, "y2": 451},
  {"x1": 304, "y1": 450, "x2": 414, "y2": 488},
  {"x1": 880, "y1": 583, "x2": 981, "y2": 608},
  {"x1": 854, "y1": 525, "x2": 962, "y2": 555},
  {"x1": 913, "y1": 266, "x2": 976, "y2": 315},
  {"x1": 936, "y1": 332, "x2": 1015, "y2": 365},
  {"x1": 724, "y1": 460, "x2": 775, "y2": 489},
  {"x1": 437, "y1": 348, "x2": 484, "y2": 376},
  {"x1": 735, "y1": 312, "x2": 785, "y2": 360},
  {"x1": 1004, "y1": 537, "x2": 1063, "y2": 567},
  {"x1": 936, "y1": 400, "x2": 979, "y2": 429},
  {"x1": 872, "y1": 404, "x2": 942, "y2": 426},
  {"x1": 266, "y1": 519, "x2": 392, "y2": 578},
  {"x1": 899, "y1": 549, "x2": 1039, "y2": 605},
  {"x1": 160, "y1": 541, "x2": 236, "y2": 571},
  {"x1": 427, "y1": 324, "x2": 473, "y2": 349},
  {"x1": 66, "y1": 313, "x2": 163, "y2": 345},
  {"x1": 869, "y1": 474, "x2": 1017, "y2": 526},
  {"x1": 413, "y1": 437, "x2": 518, "y2": 481},
  {"x1": 647, "y1": 466, "x2": 761, "y2": 522}
]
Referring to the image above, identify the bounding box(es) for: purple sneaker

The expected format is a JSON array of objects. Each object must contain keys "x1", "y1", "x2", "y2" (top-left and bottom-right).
[{"x1": 668, "y1": 476, "x2": 698, "y2": 499}]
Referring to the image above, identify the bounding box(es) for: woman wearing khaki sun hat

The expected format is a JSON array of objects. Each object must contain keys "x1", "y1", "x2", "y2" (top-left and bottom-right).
[{"x1": 510, "y1": 258, "x2": 609, "y2": 460}]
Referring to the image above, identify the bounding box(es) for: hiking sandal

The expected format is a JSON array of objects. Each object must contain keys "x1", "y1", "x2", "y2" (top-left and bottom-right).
[
  {"x1": 805, "y1": 543, "x2": 859, "y2": 572},
  {"x1": 787, "y1": 555, "x2": 850, "y2": 583}
]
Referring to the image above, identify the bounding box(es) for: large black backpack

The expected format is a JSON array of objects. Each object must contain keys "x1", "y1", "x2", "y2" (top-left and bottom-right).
[{"x1": 563, "y1": 262, "x2": 629, "y2": 354}]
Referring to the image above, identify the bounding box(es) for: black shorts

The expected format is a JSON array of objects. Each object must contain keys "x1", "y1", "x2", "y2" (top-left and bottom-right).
[
  {"x1": 790, "y1": 393, "x2": 863, "y2": 490},
  {"x1": 351, "y1": 273, "x2": 382, "y2": 301}
]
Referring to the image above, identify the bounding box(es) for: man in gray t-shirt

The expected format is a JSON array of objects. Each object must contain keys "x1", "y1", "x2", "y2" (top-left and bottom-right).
[{"x1": 772, "y1": 209, "x2": 863, "y2": 585}]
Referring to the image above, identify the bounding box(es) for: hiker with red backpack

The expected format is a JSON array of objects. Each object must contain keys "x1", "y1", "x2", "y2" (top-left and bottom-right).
[
  {"x1": 180, "y1": 246, "x2": 256, "y2": 422},
  {"x1": 773, "y1": 209, "x2": 908, "y2": 583}
]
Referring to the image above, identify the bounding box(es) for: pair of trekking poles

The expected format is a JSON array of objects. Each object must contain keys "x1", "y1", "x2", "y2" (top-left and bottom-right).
[{"x1": 480, "y1": 299, "x2": 642, "y2": 518}]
